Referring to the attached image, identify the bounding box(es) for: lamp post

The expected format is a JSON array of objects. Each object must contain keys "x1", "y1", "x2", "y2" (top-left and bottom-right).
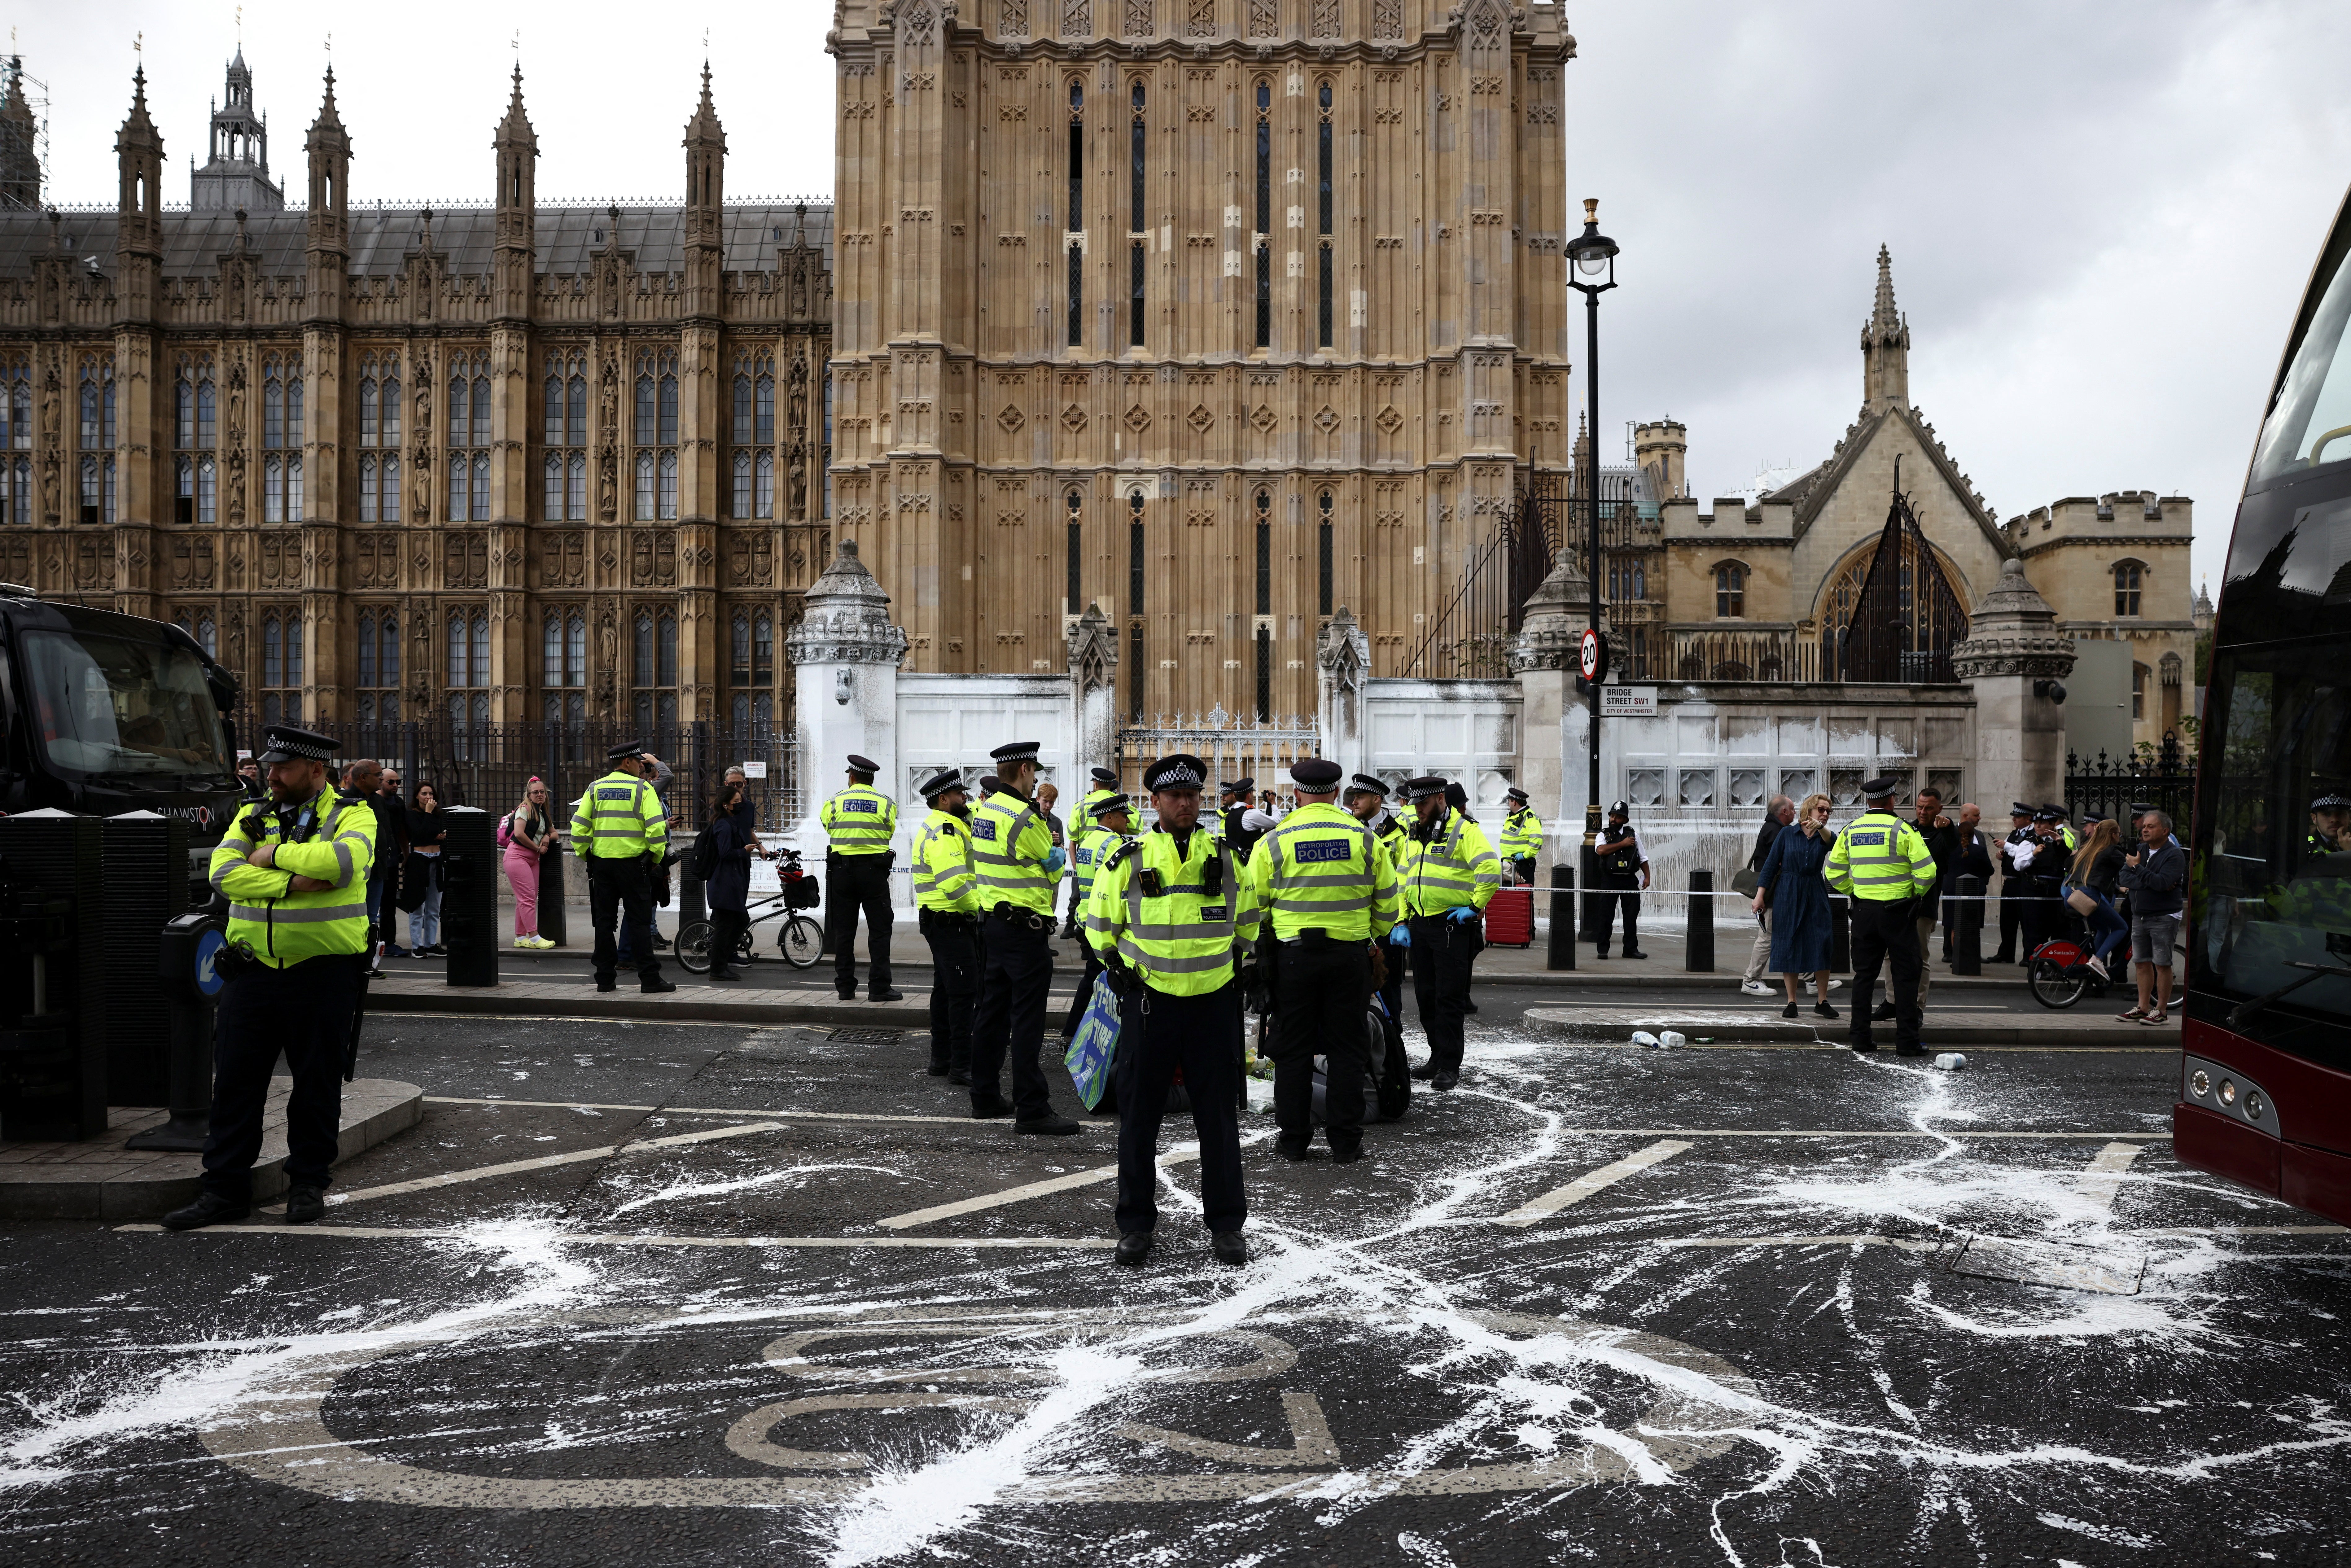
[{"x1": 1565, "y1": 198, "x2": 1619, "y2": 884}]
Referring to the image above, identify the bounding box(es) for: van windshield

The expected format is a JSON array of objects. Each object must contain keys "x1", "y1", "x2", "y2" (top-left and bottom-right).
[{"x1": 20, "y1": 627, "x2": 232, "y2": 780}]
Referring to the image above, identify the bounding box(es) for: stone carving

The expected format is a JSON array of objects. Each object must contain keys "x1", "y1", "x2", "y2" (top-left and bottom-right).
[
  {"x1": 1317, "y1": 605, "x2": 1370, "y2": 693},
  {"x1": 1372, "y1": 0, "x2": 1405, "y2": 40},
  {"x1": 1248, "y1": 0, "x2": 1278, "y2": 38},
  {"x1": 1312, "y1": 0, "x2": 1341, "y2": 38},
  {"x1": 1186, "y1": 0, "x2": 1216, "y2": 38},
  {"x1": 1061, "y1": 404, "x2": 1088, "y2": 434},
  {"x1": 1000, "y1": 0, "x2": 1030, "y2": 37},
  {"x1": 1062, "y1": 0, "x2": 1091, "y2": 40},
  {"x1": 1123, "y1": 404, "x2": 1151, "y2": 434},
  {"x1": 1125, "y1": 0, "x2": 1153, "y2": 37},
  {"x1": 444, "y1": 532, "x2": 488, "y2": 589},
  {"x1": 1507, "y1": 548, "x2": 1591, "y2": 674},
  {"x1": 1066, "y1": 600, "x2": 1118, "y2": 693},
  {"x1": 784, "y1": 540, "x2": 910, "y2": 668},
  {"x1": 1187, "y1": 403, "x2": 1215, "y2": 434},
  {"x1": 1947, "y1": 557, "x2": 2078, "y2": 681},
  {"x1": 999, "y1": 403, "x2": 1026, "y2": 432}
]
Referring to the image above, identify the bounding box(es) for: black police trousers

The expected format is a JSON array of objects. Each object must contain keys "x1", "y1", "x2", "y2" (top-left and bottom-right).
[
  {"x1": 920, "y1": 909, "x2": 981, "y2": 1076},
  {"x1": 828, "y1": 852, "x2": 894, "y2": 996},
  {"x1": 1268, "y1": 937, "x2": 1372, "y2": 1153},
  {"x1": 1994, "y1": 877, "x2": 2026, "y2": 961},
  {"x1": 971, "y1": 907, "x2": 1055, "y2": 1118},
  {"x1": 1114, "y1": 979, "x2": 1246, "y2": 1237},
  {"x1": 586, "y1": 855, "x2": 664, "y2": 983},
  {"x1": 1408, "y1": 914, "x2": 1483, "y2": 1073},
  {"x1": 201, "y1": 954, "x2": 361, "y2": 1202},
  {"x1": 1061, "y1": 934, "x2": 1106, "y2": 1049},
  {"x1": 1591, "y1": 877, "x2": 1642, "y2": 955},
  {"x1": 1849, "y1": 898, "x2": 1924, "y2": 1049},
  {"x1": 1376, "y1": 940, "x2": 1410, "y2": 1115}
]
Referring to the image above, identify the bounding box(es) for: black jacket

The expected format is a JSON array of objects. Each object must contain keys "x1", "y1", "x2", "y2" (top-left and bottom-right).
[
  {"x1": 1911, "y1": 817, "x2": 1962, "y2": 896},
  {"x1": 1749, "y1": 809, "x2": 1785, "y2": 874},
  {"x1": 2118, "y1": 841, "x2": 2187, "y2": 917},
  {"x1": 1953, "y1": 829, "x2": 1996, "y2": 887}
]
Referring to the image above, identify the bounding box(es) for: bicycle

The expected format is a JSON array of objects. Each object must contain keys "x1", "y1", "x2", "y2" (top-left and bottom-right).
[
  {"x1": 2023, "y1": 933, "x2": 2121, "y2": 1010},
  {"x1": 675, "y1": 847, "x2": 826, "y2": 974}
]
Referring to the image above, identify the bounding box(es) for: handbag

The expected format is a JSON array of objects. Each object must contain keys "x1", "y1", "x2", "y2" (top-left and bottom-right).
[
  {"x1": 1062, "y1": 974, "x2": 1123, "y2": 1111},
  {"x1": 395, "y1": 851, "x2": 431, "y2": 913},
  {"x1": 1731, "y1": 866, "x2": 1758, "y2": 897},
  {"x1": 2064, "y1": 878, "x2": 2098, "y2": 918}
]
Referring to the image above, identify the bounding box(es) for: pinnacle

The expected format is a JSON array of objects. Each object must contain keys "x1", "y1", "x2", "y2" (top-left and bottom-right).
[{"x1": 1870, "y1": 243, "x2": 1901, "y2": 337}]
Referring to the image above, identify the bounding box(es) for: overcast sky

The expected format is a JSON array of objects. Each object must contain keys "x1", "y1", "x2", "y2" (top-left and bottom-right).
[{"x1": 26, "y1": 2, "x2": 2351, "y2": 598}]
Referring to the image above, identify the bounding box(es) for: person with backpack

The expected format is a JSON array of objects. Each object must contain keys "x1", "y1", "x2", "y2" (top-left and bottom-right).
[
  {"x1": 501, "y1": 777, "x2": 557, "y2": 950},
  {"x1": 700, "y1": 779, "x2": 756, "y2": 983}
]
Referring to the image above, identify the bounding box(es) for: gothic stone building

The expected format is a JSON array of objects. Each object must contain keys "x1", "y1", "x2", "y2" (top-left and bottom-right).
[
  {"x1": 828, "y1": 0, "x2": 1580, "y2": 719},
  {"x1": 0, "y1": 57, "x2": 834, "y2": 740}
]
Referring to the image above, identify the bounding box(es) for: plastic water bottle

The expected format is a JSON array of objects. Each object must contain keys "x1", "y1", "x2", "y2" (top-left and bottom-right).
[
  {"x1": 1659, "y1": 1030, "x2": 1687, "y2": 1050},
  {"x1": 1631, "y1": 1030, "x2": 1660, "y2": 1049},
  {"x1": 1933, "y1": 1052, "x2": 1967, "y2": 1072}
]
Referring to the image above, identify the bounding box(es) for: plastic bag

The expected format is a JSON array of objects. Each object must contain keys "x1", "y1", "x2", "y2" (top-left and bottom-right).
[{"x1": 1062, "y1": 973, "x2": 1122, "y2": 1110}]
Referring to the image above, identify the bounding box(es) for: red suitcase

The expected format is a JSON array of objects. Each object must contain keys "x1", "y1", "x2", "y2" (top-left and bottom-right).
[{"x1": 1483, "y1": 886, "x2": 1535, "y2": 947}]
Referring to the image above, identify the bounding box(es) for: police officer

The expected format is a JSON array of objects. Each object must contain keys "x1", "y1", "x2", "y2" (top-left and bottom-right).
[
  {"x1": 2306, "y1": 792, "x2": 2351, "y2": 858},
  {"x1": 1218, "y1": 778, "x2": 1268, "y2": 858},
  {"x1": 1248, "y1": 759, "x2": 1398, "y2": 1163},
  {"x1": 911, "y1": 769, "x2": 982, "y2": 1084},
  {"x1": 968, "y1": 740, "x2": 1078, "y2": 1134},
  {"x1": 1499, "y1": 786, "x2": 1542, "y2": 885},
  {"x1": 1088, "y1": 754, "x2": 1257, "y2": 1266},
  {"x1": 821, "y1": 754, "x2": 901, "y2": 1003},
  {"x1": 571, "y1": 740, "x2": 676, "y2": 994},
  {"x1": 1346, "y1": 773, "x2": 1412, "y2": 1109},
  {"x1": 163, "y1": 725, "x2": 378, "y2": 1231},
  {"x1": 1394, "y1": 775, "x2": 1500, "y2": 1090},
  {"x1": 1063, "y1": 765, "x2": 1124, "y2": 935},
  {"x1": 1991, "y1": 802, "x2": 2035, "y2": 964},
  {"x1": 1060, "y1": 792, "x2": 1135, "y2": 1048},
  {"x1": 1825, "y1": 775, "x2": 1941, "y2": 1056},
  {"x1": 1592, "y1": 800, "x2": 1651, "y2": 959}
]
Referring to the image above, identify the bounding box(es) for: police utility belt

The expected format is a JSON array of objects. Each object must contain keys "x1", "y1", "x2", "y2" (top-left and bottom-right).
[{"x1": 989, "y1": 902, "x2": 1052, "y2": 929}]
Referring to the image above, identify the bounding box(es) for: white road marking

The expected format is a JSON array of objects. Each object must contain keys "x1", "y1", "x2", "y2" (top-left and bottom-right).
[
  {"x1": 1499, "y1": 1139, "x2": 1693, "y2": 1227},
  {"x1": 423, "y1": 1095, "x2": 1003, "y2": 1127},
  {"x1": 875, "y1": 1134, "x2": 1271, "y2": 1231},
  {"x1": 111, "y1": 1222, "x2": 1114, "y2": 1249},
  {"x1": 2073, "y1": 1141, "x2": 2147, "y2": 1214},
  {"x1": 324, "y1": 1121, "x2": 791, "y2": 1207}
]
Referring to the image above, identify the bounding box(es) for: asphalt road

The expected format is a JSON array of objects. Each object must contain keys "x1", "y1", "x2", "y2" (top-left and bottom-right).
[{"x1": 3, "y1": 1008, "x2": 2343, "y2": 1567}]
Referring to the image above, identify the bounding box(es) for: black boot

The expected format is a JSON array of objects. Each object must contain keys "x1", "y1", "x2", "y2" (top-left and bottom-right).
[{"x1": 161, "y1": 1191, "x2": 249, "y2": 1231}]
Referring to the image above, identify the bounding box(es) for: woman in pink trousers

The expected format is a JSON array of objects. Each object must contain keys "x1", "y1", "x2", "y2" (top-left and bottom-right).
[{"x1": 503, "y1": 777, "x2": 558, "y2": 948}]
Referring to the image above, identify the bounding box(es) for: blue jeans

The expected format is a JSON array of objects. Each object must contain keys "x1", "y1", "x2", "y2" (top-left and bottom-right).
[
  {"x1": 2082, "y1": 888, "x2": 2127, "y2": 967},
  {"x1": 410, "y1": 855, "x2": 442, "y2": 948}
]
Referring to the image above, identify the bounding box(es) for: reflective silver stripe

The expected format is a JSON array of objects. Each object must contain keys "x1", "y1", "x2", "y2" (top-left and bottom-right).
[
  {"x1": 332, "y1": 842, "x2": 354, "y2": 883},
  {"x1": 1115, "y1": 936, "x2": 1237, "y2": 975},
  {"x1": 1270, "y1": 893, "x2": 1372, "y2": 914},
  {"x1": 1270, "y1": 871, "x2": 1375, "y2": 889},
  {"x1": 229, "y1": 900, "x2": 369, "y2": 923}
]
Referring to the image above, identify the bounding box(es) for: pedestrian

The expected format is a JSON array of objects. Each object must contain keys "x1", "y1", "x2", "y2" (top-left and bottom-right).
[
  {"x1": 1991, "y1": 802, "x2": 2034, "y2": 964},
  {"x1": 1590, "y1": 800, "x2": 1650, "y2": 959},
  {"x1": 1219, "y1": 777, "x2": 1268, "y2": 858},
  {"x1": 503, "y1": 776, "x2": 558, "y2": 949},
  {"x1": 911, "y1": 769, "x2": 983, "y2": 1083},
  {"x1": 1739, "y1": 794, "x2": 1794, "y2": 995},
  {"x1": 1395, "y1": 774, "x2": 1500, "y2": 1090},
  {"x1": 1036, "y1": 779, "x2": 1068, "y2": 945},
  {"x1": 163, "y1": 725, "x2": 376, "y2": 1230},
  {"x1": 631, "y1": 752, "x2": 680, "y2": 955},
  {"x1": 1346, "y1": 772, "x2": 1411, "y2": 1099},
  {"x1": 1499, "y1": 785, "x2": 1542, "y2": 885},
  {"x1": 405, "y1": 782, "x2": 447, "y2": 957},
  {"x1": 1088, "y1": 753, "x2": 1256, "y2": 1267},
  {"x1": 723, "y1": 764, "x2": 765, "y2": 855},
  {"x1": 371, "y1": 766, "x2": 410, "y2": 957},
  {"x1": 1248, "y1": 759, "x2": 1399, "y2": 1164},
  {"x1": 2117, "y1": 810, "x2": 2186, "y2": 1024},
  {"x1": 1946, "y1": 803, "x2": 1995, "y2": 963},
  {"x1": 701, "y1": 778, "x2": 755, "y2": 983},
  {"x1": 1876, "y1": 785, "x2": 1958, "y2": 1023},
  {"x1": 1825, "y1": 776, "x2": 1940, "y2": 1056},
  {"x1": 339, "y1": 759, "x2": 401, "y2": 977},
  {"x1": 236, "y1": 753, "x2": 264, "y2": 800},
  {"x1": 967, "y1": 739, "x2": 1078, "y2": 1134},
  {"x1": 819, "y1": 753, "x2": 903, "y2": 1003},
  {"x1": 569, "y1": 739, "x2": 676, "y2": 994},
  {"x1": 1060, "y1": 792, "x2": 1134, "y2": 1049},
  {"x1": 2020, "y1": 806, "x2": 2073, "y2": 959},
  {"x1": 1064, "y1": 766, "x2": 1121, "y2": 936},
  {"x1": 2065, "y1": 817, "x2": 2130, "y2": 982},
  {"x1": 1753, "y1": 792, "x2": 1838, "y2": 1020}
]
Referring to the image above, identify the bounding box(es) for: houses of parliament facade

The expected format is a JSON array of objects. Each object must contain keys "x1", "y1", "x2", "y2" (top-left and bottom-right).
[{"x1": 0, "y1": 0, "x2": 1582, "y2": 735}]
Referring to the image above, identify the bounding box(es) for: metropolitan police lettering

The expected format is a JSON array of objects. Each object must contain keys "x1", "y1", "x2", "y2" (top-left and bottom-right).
[
  {"x1": 972, "y1": 817, "x2": 999, "y2": 841},
  {"x1": 1850, "y1": 826, "x2": 1888, "y2": 846},
  {"x1": 842, "y1": 798, "x2": 879, "y2": 813},
  {"x1": 1294, "y1": 838, "x2": 1354, "y2": 865},
  {"x1": 598, "y1": 785, "x2": 634, "y2": 802}
]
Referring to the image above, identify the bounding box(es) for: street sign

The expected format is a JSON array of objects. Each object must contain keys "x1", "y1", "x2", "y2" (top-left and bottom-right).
[
  {"x1": 742, "y1": 760, "x2": 768, "y2": 779},
  {"x1": 1602, "y1": 685, "x2": 1658, "y2": 717},
  {"x1": 1578, "y1": 628, "x2": 1607, "y2": 683}
]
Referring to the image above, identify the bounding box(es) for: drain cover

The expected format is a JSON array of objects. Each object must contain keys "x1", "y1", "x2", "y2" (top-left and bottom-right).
[
  {"x1": 1930, "y1": 1232, "x2": 2147, "y2": 1295},
  {"x1": 831, "y1": 1027, "x2": 907, "y2": 1045}
]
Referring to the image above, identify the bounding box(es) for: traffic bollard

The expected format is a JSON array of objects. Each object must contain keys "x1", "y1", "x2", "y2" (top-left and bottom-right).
[
  {"x1": 539, "y1": 833, "x2": 569, "y2": 948},
  {"x1": 1685, "y1": 869, "x2": 1715, "y2": 972},
  {"x1": 1829, "y1": 894, "x2": 1850, "y2": 973},
  {"x1": 128, "y1": 910, "x2": 227, "y2": 1151},
  {"x1": 1547, "y1": 861, "x2": 1575, "y2": 971},
  {"x1": 437, "y1": 808, "x2": 500, "y2": 988},
  {"x1": 1951, "y1": 874, "x2": 1983, "y2": 976}
]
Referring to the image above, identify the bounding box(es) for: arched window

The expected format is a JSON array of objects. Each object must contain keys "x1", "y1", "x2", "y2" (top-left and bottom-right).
[
  {"x1": 1714, "y1": 562, "x2": 1746, "y2": 619},
  {"x1": 2132, "y1": 661, "x2": 2150, "y2": 720},
  {"x1": 1254, "y1": 80, "x2": 1273, "y2": 349},
  {"x1": 753, "y1": 612, "x2": 773, "y2": 685},
  {"x1": 754, "y1": 451, "x2": 773, "y2": 520},
  {"x1": 446, "y1": 352, "x2": 491, "y2": 519},
  {"x1": 1065, "y1": 489, "x2": 1084, "y2": 614},
  {"x1": 1129, "y1": 80, "x2": 1147, "y2": 348},
  {"x1": 1128, "y1": 488, "x2": 1146, "y2": 616},
  {"x1": 657, "y1": 366, "x2": 678, "y2": 447},
  {"x1": 1317, "y1": 488, "x2": 1335, "y2": 614},
  {"x1": 733, "y1": 452, "x2": 752, "y2": 521},
  {"x1": 567, "y1": 453, "x2": 586, "y2": 521},
  {"x1": 195, "y1": 374, "x2": 216, "y2": 448},
  {"x1": 635, "y1": 451, "x2": 656, "y2": 520},
  {"x1": 544, "y1": 454, "x2": 565, "y2": 523},
  {"x1": 731, "y1": 612, "x2": 752, "y2": 685},
  {"x1": 196, "y1": 457, "x2": 217, "y2": 524},
  {"x1": 2114, "y1": 560, "x2": 2144, "y2": 617},
  {"x1": 196, "y1": 613, "x2": 217, "y2": 659},
  {"x1": 471, "y1": 453, "x2": 490, "y2": 521},
  {"x1": 635, "y1": 361, "x2": 655, "y2": 445},
  {"x1": 78, "y1": 358, "x2": 115, "y2": 451},
  {"x1": 1317, "y1": 79, "x2": 1335, "y2": 348},
  {"x1": 658, "y1": 451, "x2": 678, "y2": 520},
  {"x1": 359, "y1": 363, "x2": 379, "y2": 444},
  {"x1": 263, "y1": 368, "x2": 285, "y2": 449},
  {"x1": 1067, "y1": 78, "x2": 1086, "y2": 348},
  {"x1": 1254, "y1": 488, "x2": 1273, "y2": 615}
]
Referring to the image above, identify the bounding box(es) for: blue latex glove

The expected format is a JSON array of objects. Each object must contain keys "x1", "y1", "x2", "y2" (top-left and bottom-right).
[
  {"x1": 1446, "y1": 906, "x2": 1480, "y2": 925},
  {"x1": 1389, "y1": 924, "x2": 1411, "y2": 948},
  {"x1": 1041, "y1": 846, "x2": 1067, "y2": 877}
]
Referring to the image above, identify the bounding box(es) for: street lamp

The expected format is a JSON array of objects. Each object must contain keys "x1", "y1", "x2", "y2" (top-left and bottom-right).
[{"x1": 1565, "y1": 198, "x2": 1618, "y2": 883}]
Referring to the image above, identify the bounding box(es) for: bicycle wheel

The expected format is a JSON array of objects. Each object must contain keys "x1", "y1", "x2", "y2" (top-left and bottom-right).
[
  {"x1": 675, "y1": 920, "x2": 714, "y2": 975},
  {"x1": 2026, "y1": 957, "x2": 2085, "y2": 1010},
  {"x1": 781, "y1": 914, "x2": 825, "y2": 969},
  {"x1": 736, "y1": 928, "x2": 758, "y2": 966}
]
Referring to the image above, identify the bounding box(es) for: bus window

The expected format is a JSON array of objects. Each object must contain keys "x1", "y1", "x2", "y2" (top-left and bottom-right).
[
  {"x1": 2250, "y1": 220, "x2": 2351, "y2": 485},
  {"x1": 18, "y1": 629, "x2": 230, "y2": 778},
  {"x1": 2195, "y1": 643, "x2": 2351, "y2": 1055}
]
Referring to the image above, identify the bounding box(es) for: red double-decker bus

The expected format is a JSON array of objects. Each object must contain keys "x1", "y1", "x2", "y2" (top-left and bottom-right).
[{"x1": 2177, "y1": 179, "x2": 2351, "y2": 1222}]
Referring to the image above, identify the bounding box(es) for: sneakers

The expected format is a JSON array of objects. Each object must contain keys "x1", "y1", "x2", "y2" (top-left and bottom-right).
[
  {"x1": 1782, "y1": 1001, "x2": 1800, "y2": 1019},
  {"x1": 2086, "y1": 955, "x2": 2108, "y2": 981},
  {"x1": 514, "y1": 934, "x2": 554, "y2": 950},
  {"x1": 640, "y1": 976, "x2": 677, "y2": 995},
  {"x1": 1741, "y1": 980, "x2": 1774, "y2": 996},
  {"x1": 1814, "y1": 1001, "x2": 1839, "y2": 1020}
]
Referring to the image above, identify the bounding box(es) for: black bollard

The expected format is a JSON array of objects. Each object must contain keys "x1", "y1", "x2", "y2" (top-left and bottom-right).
[
  {"x1": 1547, "y1": 861, "x2": 1575, "y2": 971},
  {"x1": 1686, "y1": 869, "x2": 1715, "y2": 972},
  {"x1": 1578, "y1": 841, "x2": 1599, "y2": 944},
  {"x1": 128, "y1": 910, "x2": 227, "y2": 1152},
  {"x1": 437, "y1": 808, "x2": 501, "y2": 988},
  {"x1": 538, "y1": 832, "x2": 569, "y2": 948},
  {"x1": 1951, "y1": 874, "x2": 1983, "y2": 976},
  {"x1": 1829, "y1": 894, "x2": 1850, "y2": 974}
]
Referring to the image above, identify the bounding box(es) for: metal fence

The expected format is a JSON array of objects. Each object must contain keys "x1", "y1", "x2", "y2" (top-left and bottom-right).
[
  {"x1": 1399, "y1": 478, "x2": 1567, "y2": 680},
  {"x1": 2064, "y1": 736, "x2": 2195, "y2": 828},
  {"x1": 1115, "y1": 706, "x2": 1320, "y2": 797},
  {"x1": 234, "y1": 712, "x2": 801, "y2": 835},
  {"x1": 1666, "y1": 630, "x2": 1826, "y2": 683}
]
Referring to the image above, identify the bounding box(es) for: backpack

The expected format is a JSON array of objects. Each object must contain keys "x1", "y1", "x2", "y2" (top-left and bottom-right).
[
  {"x1": 496, "y1": 812, "x2": 514, "y2": 849},
  {"x1": 681, "y1": 821, "x2": 720, "y2": 881}
]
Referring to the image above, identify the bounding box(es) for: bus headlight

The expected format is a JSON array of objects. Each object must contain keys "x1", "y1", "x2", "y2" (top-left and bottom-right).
[
  {"x1": 2245, "y1": 1092, "x2": 2267, "y2": 1122},
  {"x1": 2220, "y1": 1079, "x2": 2238, "y2": 1106},
  {"x1": 2190, "y1": 1070, "x2": 2210, "y2": 1097}
]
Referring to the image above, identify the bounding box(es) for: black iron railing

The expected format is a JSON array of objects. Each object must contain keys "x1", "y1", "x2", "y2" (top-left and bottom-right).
[{"x1": 2065, "y1": 735, "x2": 2195, "y2": 827}]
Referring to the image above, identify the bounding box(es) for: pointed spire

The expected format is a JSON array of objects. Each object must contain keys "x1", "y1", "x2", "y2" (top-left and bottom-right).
[
  {"x1": 311, "y1": 65, "x2": 342, "y2": 132},
  {"x1": 1869, "y1": 243, "x2": 1902, "y2": 340},
  {"x1": 685, "y1": 59, "x2": 725, "y2": 145},
  {"x1": 497, "y1": 62, "x2": 535, "y2": 143},
  {"x1": 1860, "y1": 243, "x2": 1911, "y2": 414}
]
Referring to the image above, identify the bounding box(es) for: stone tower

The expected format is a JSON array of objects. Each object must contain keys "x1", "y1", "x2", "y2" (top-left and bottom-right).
[
  {"x1": 1862, "y1": 243, "x2": 1909, "y2": 414},
  {"x1": 0, "y1": 57, "x2": 39, "y2": 209},
  {"x1": 1634, "y1": 420, "x2": 1687, "y2": 501},
  {"x1": 191, "y1": 49, "x2": 285, "y2": 212}
]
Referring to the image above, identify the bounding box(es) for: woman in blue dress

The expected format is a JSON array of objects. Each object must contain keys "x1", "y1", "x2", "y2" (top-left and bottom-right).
[{"x1": 1751, "y1": 791, "x2": 1838, "y2": 1019}]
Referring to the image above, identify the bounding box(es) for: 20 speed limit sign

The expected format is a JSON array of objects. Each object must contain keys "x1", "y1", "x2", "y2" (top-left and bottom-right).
[{"x1": 1579, "y1": 627, "x2": 1608, "y2": 683}]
